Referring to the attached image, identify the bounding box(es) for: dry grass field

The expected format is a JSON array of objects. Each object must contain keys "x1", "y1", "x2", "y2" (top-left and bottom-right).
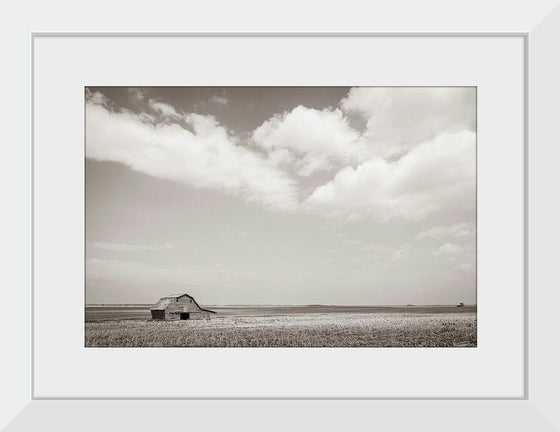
[{"x1": 85, "y1": 305, "x2": 476, "y2": 347}]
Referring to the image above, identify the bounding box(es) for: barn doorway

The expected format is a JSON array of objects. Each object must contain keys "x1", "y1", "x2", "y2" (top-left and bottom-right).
[{"x1": 180, "y1": 312, "x2": 190, "y2": 320}]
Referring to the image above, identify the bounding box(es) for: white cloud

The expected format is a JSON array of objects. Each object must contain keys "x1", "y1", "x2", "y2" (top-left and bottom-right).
[
  {"x1": 251, "y1": 105, "x2": 362, "y2": 176},
  {"x1": 304, "y1": 131, "x2": 476, "y2": 221},
  {"x1": 148, "y1": 99, "x2": 182, "y2": 119},
  {"x1": 340, "y1": 87, "x2": 476, "y2": 158},
  {"x1": 85, "y1": 89, "x2": 109, "y2": 107},
  {"x1": 86, "y1": 89, "x2": 476, "y2": 223},
  {"x1": 86, "y1": 97, "x2": 298, "y2": 211},
  {"x1": 164, "y1": 240, "x2": 184, "y2": 249},
  {"x1": 433, "y1": 243, "x2": 462, "y2": 256},
  {"x1": 416, "y1": 222, "x2": 475, "y2": 240},
  {"x1": 392, "y1": 244, "x2": 411, "y2": 260},
  {"x1": 211, "y1": 94, "x2": 229, "y2": 106},
  {"x1": 128, "y1": 88, "x2": 145, "y2": 103}
]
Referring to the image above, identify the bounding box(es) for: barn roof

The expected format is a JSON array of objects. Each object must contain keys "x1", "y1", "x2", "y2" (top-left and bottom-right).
[
  {"x1": 150, "y1": 293, "x2": 216, "y2": 313},
  {"x1": 150, "y1": 297, "x2": 175, "y2": 310},
  {"x1": 167, "y1": 293, "x2": 192, "y2": 298}
]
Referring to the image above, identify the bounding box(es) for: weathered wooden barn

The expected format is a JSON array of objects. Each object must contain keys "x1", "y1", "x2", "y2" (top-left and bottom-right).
[{"x1": 150, "y1": 293, "x2": 216, "y2": 321}]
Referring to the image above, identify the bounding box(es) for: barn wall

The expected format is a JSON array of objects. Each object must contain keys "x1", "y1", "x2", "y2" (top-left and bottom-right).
[
  {"x1": 167, "y1": 298, "x2": 203, "y2": 313},
  {"x1": 151, "y1": 309, "x2": 165, "y2": 320},
  {"x1": 164, "y1": 309, "x2": 215, "y2": 320},
  {"x1": 165, "y1": 303, "x2": 203, "y2": 320},
  {"x1": 186, "y1": 311, "x2": 215, "y2": 320},
  {"x1": 189, "y1": 312, "x2": 203, "y2": 320},
  {"x1": 165, "y1": 310, "x2": 181, "y2": 321}
]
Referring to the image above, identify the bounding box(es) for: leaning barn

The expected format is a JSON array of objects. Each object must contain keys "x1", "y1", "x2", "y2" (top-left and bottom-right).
[{"x1": 150, "y1": 293, "x2": 216, "y2": 321}]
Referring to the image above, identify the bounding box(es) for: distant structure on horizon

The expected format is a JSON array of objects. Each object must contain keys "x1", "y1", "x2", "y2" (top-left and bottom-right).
[{"x1": 150, "y1": 293, "x2": 216, "y2": 321}]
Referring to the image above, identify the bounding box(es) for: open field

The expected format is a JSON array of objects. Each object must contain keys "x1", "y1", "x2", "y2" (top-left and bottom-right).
[{"x1": 85, "y1": 305, "x2": 476, "y2": 347}]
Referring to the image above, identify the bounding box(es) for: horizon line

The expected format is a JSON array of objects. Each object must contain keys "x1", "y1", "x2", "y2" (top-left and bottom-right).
[{"x1": 85, "y1": 303, "x2": 477, "y2": 307}]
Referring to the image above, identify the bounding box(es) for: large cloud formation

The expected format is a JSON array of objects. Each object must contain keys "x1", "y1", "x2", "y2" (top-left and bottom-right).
[
  {"x1": 86, "y1": 87, "x2": 476, "y2": 222},
  {"x1": 304, "y1": 131, "x2": 475, "y2": 221},
  {"x1": 86, "y1": 95, "x2": 298, "y2": 211}
]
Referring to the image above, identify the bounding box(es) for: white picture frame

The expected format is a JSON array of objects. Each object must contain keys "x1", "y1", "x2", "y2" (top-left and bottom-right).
[
  {"x1": 4, "y1": 1, "x2": 560, "y2": 429},
  {"x1": 33, "y1": 33, "x2": 525, "y2": 400}
]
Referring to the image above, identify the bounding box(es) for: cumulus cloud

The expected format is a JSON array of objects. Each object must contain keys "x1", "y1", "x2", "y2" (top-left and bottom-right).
[
  {"x1": 304, "y1": 131, "x2": 476, "y2": 221},
  {"x1": 340, "y1": 87, "x2": 476, "y2": 158},
  {"x1": 86, "y1": 88, "x2": 476, "y2": 223},
  {"x1": 251, "y1": 105, "x2": 362, "y2": 176},
  {"x1": 416, "y1": 222, "x2": 475, "y2": 240},
  {"x1": 86, "y1": 95, "x2": 298, "y2": 211}
]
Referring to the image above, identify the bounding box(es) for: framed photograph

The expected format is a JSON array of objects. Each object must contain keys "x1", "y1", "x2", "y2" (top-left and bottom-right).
[
  {"x1": 3, "y1": 2, "x2": 559, "y2": 429},
  {"x1": 37, "y1": 34, "x2": 514, "y2": 400}
]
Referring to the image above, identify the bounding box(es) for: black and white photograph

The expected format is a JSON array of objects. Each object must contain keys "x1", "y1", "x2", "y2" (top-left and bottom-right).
[{"x1": 85, "y1": 86, "x2": 477, "y2": 347}]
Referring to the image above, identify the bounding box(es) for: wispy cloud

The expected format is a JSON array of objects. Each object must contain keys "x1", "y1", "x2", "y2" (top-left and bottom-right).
[
  {"x1": 128, "y1": 88, "x2": 145, "y2": 103},
  {"x1": 392, "y1": 244, "x2": 411, "y2": 261},
  {"x1": 148, "y1": 99, "x2": 182, "y2": 119},
  {"x1": 85, "y1": 89, "x2": 110, "y2": 107},
  {"x1": 87, "y1": 240, "x2": 184, "y2": 252},
  {"x1": 416, "y1": 222, "x2": 475, "y2": 240},
  {"x1": 86, "y1": 258, "x2": 254, "y2": 285},
  {"x1": 211, "y1": 94, "x2": 229, "y2": 106},
  {"x1": 433, "y1": 243, "x2": 462, "y2": 257}
]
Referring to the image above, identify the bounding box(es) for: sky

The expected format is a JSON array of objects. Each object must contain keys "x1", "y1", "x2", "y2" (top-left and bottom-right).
[{"x1": 85, "y1": 87, "x2": 476, "y2": 305}]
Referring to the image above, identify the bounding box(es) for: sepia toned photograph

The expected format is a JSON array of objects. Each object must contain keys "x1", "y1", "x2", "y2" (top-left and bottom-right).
[{"x1": 85, "y1": 86, "x2": 476, "y2": 347}]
